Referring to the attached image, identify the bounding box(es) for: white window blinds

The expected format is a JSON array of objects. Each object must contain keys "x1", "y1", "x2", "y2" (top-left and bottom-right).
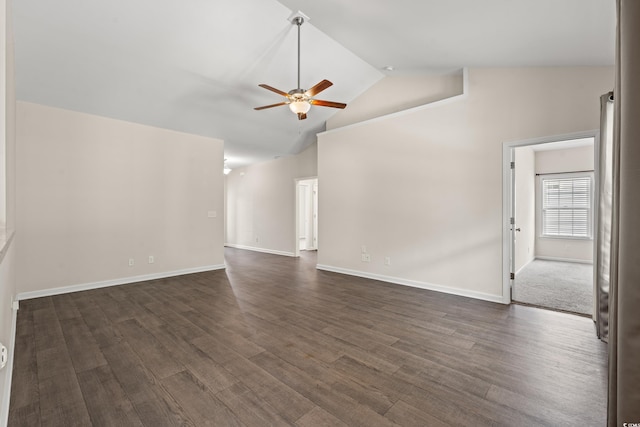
[{"x1": 541, "y1": 175, "x2": 592, "y2": 238}]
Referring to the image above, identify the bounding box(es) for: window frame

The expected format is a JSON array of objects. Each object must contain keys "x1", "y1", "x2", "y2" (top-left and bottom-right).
[{"x1": 537, "y1": 172, "x2": 594, "y2": 240}]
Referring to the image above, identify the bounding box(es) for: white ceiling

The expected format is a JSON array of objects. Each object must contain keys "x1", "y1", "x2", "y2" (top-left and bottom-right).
[
  {"x1": 12, "y1": 0, "x2": 615, "y2": 169},
  {"x1": 277, "y1": 0, "x2": 616, "y2": 72}
]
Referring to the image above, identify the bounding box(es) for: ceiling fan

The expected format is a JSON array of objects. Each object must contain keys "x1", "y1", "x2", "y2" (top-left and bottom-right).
[{"x1": 254, "y1": 15, "x2": 347, "y2": 120}]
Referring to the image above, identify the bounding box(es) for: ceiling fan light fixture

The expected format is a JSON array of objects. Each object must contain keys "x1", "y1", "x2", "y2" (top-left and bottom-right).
[
  {"x1": 289, "y1": 100, "x2": 311, "y2": 114},
  {"x1": 254, "y1": 12, "x2": 346, "y2": 119}
]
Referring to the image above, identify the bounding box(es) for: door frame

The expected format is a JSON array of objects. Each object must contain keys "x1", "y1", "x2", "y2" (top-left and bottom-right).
[
  {"x1": 294, "y1": 176, "x2": 318, "y2": 257},
  {"x1": 501, "y1": 130, "x2": 600, "y2": 304}
]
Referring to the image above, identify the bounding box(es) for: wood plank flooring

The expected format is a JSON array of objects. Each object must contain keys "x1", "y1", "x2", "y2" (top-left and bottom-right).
[{"x1": 9, "y1": 248, "x2": 608, "y2": 426}]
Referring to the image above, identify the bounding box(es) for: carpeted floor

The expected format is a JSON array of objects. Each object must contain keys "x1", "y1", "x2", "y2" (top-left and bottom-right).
[{"x1": 514, "y1": 259, "x2": 593, "y2": 316}]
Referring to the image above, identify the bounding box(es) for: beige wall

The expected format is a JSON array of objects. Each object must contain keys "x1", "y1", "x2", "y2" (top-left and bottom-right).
[
  {"x1": 225, "y1": 143, "x2": 317, "y2": 256},
  {"x1": 4, "y1": 0, "x2": 14, "y2": 232},
  {"x1": 535, "y1": 144, "x2": 594, "y2": 174},
  {"x1": 514, "y1": 146, "x2": 536, "y2": 272},
  {"x1": 0, "y1": 0, "x2": 15, "y2": 230},
  {"x1": 0, "y1": 0, "x2": 16, "y2": 420},
  {"x1": 318, "y1": 67, "x2": 612, "y2": 301},
  {"x1": 535, "y1": 145, "x2": 594, "y2": 261},
  {"x1": 0, "y1": 0, "x2": 5, "y2": 225},
  {"x1": 328, "y1": 72, "x2": 464, "y2": 130},
  {"x1": 15, "y1": 102, "x2": 225, "y2": 295}
]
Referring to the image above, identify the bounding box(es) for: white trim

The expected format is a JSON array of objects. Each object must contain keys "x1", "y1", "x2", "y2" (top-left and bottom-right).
[
  {"x1": 316, "y1": 264, "x2": 503, "y2": 304},
  {"x1": 294, "y1": 177, "x2": 300, "y2": 258},
  {"x1": 538, "y1": 172, "x2": 594, "y2": 240},
  {"x1": 534, "y1": 256, "x2": 593, "y2": 264},
  {"x1": 294, "y1": 177, "x2": 319, "y2": 258},
  {"x1": 503, "y1": 130, "x2": 599, "y2": 150},
  {"x1": 224, "y1": 244, "x2": 295, "y2": 258},
  {"x1": 0, "y1": 301, "x2": 18, "y2": 426},
  {"x1": 318, "y1": 68, "x2": 469, "y2": 137},
  {"x1": 502, "y1": 130, "x2": 599, "y2": 305},
  {"x1": 15, "y1": 264, "x2": 226, "y2": 301},
  {"x1": 502, "y1": 143, "x2": 513, "y2": 304}
]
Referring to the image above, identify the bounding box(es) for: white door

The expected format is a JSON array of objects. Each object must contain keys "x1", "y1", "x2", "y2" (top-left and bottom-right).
[
  {"x1": 297, "y1": 178, "x2": 318, "y2": 251},
  {"x1": 311, "y1": 181, "x2": 318, "y2": 250},
  {"x1": 298, "y1": 183, "x2": 310, "y2": 250},
  {"x1": 509, "y1": 150, "x2": 517, "y2": 301}
]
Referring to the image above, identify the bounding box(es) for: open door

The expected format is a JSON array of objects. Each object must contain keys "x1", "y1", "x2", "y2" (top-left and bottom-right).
[
  {"x1": 509, "y1": 150, "x2": 517, "y2": 301},
  {"x1": 503, "y1": 131, "x2": 599, "y2": 307},
  {"x1": 296, "y1": 178, "x2": 318, "y2": 254}
]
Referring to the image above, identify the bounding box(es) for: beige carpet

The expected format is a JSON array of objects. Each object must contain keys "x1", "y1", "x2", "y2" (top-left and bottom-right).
[{"x1": 513, "y1": 259, "x2": 593, "y2": 315}]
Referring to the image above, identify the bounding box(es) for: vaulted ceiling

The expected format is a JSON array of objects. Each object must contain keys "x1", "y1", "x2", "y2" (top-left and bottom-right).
[{"x1": 12, "y1": 0, "x2": 615, "y2": 169}]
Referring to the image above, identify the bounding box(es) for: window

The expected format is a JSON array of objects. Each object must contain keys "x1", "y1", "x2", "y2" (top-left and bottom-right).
[{"x1": 540, "y1": 173, "x2": 593, "y2": 239}]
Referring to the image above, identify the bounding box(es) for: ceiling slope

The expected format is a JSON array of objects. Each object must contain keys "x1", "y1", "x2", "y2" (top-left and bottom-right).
[
  {"x1": 276, "y1": 0, "x2": 615, "y2": 72},
  {"x1": 13, "y1": 0, "x2": 614, "y2": 168},
  {"x1": 13, "y1": 0, "x2": 383, "y2": 168}
]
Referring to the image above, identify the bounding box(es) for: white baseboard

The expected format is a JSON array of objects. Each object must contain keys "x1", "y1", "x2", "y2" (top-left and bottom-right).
[
  {"x1": 535, "y1": 256, "x2": 593, "y2": 265},
  {"x1": 224, "y1": 244, "x2": 295, "y2": 258},
  {"x1": 15, "y1": 264, "x2": 226, "y2": 301},
  {"x1": 515, "y1": 258, "x2": 535, "y2": 276},
  {"x1": 316, "y1": 264, "x2": 503, "y2": 304},
  {"x1": 0, "y1": 302, "x2": 18, "y2": 426}
]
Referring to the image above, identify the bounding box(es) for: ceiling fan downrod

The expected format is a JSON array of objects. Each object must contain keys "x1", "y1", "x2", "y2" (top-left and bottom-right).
[{"x1": 294, "y1": 16, "x2": 303, "y2": 91}]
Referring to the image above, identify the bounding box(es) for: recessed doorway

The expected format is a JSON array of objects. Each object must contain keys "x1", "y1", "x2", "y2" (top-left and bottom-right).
[
  {"x1": 295, "y1": 178, "x2": 318, "y2": 255},
  {"x1": 503, "y1": 131, "x2": 598, "y2": 317}
]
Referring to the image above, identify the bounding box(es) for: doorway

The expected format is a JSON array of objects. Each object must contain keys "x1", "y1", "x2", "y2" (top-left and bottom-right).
[
  {"x1": 503, "y1": 131, "x2": 598, "y2": 317},
  {"x1": 295, "y1": 178, "x2": 318, "y2": 255}
]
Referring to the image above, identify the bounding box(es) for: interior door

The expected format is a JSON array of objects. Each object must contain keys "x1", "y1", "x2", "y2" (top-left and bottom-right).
[
  {"x1": 298, "y1": 183, "x2": 309, "y2": 250},
  {"x1": 311, "y1": 181, "x2": 318, "y2": 249},
  {"x1": 297, "y1": 179, "x2": 318, "y2": 251},
  {"x1": 509, "y1": 149, "x2": 517, "y2": 301}
]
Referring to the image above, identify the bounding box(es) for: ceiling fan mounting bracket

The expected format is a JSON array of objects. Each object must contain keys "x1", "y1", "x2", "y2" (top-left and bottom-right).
[{"x1": 288, "y1": 10, "x2": 310, "y2": 25}]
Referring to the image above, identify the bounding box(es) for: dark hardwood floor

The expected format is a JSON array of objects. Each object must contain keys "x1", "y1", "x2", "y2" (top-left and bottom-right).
[{"x1": 9, "y1": 248, "x2": 608, "y2": 426}]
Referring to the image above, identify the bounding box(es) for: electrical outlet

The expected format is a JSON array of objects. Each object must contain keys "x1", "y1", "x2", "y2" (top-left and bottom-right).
[
  {"x1": 255, "y1": 236, "x2": 259, "y2": 243},
  {"x1": 361, "y1": 245, "x2": 367, "y2": 253},
  {"x1": 384, "y1": 257, "x2": 391, "y2": 266},
  {"x1": 148, "y1": 255, "x2": 154, "y2": 264},
  {"x1": 128, "y1": 258, "x2": 135, "y2": 267},
  {"x1": 361, "y1": 254, "x2": 371, "y2": 262}
]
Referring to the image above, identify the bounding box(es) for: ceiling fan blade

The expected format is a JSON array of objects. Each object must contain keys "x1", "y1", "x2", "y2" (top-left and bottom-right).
[
  {"x1": 297, "y1": 112, "x2": 307, "y2": 120},
  {"x1": 258, "y1": 84, "x2": 290, "y2": 98},
  {"x1": 310, "y1": 99, "x2": 347, "y2": 109},
  {"x1": 254, "y1": 102, "x2": 288, "y2": 110},
  {"x1": 305, "y1": 80, "x2": 333, "y2": 97}
]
